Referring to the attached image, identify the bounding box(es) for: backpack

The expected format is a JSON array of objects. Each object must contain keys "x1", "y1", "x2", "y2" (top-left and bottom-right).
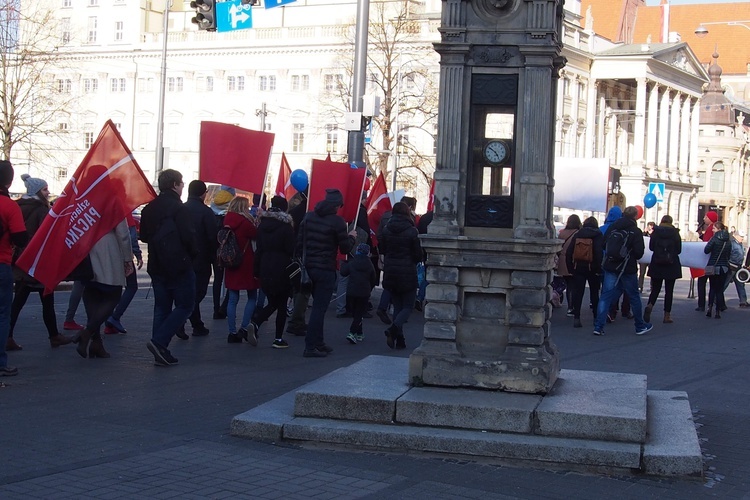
[
  {"x1": 604, "y1": 229, "x2": 631, "y2": 269},
  {"x1": 217, "y1": 225, "x2": 245, "y2": 269},
  {"x1": 729, "y1": 239, "x2": 745, "y2": 268},
  {"x1": 572, "y1": 237, "x2": 594, "y2": 267},
  {"x1": 151, "y1": 216, "x2": 191, "y2": 278},
  {"x1": 652, "y1": 236, "x2": 675, "y2": 265}
]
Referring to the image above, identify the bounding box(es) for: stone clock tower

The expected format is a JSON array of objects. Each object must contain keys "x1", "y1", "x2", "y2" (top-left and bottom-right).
[{"x1": 409, "y1": 0, "x2": 565, "y2": 394}]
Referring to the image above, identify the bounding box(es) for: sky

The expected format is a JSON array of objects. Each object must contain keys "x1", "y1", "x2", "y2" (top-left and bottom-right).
[{"x1": 645, "y1": 0, "x2": 748, "y2": 4}]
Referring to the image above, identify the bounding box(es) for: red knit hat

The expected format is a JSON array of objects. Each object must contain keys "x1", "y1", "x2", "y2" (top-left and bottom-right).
[{"x1": 706, "y1": 211, "x2": 719, "y2": 223}]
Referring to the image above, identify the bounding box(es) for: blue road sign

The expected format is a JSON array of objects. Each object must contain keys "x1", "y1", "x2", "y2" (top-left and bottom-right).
[
  {"x1": 265, "y1": 0, "x2": 296, "y2": 8},
  {"x1": 216, "y1": 0, "x2": 253, "y2": 33},
  {"x1": 648, "y1": 182, "x2": 665, "y2": 203}
]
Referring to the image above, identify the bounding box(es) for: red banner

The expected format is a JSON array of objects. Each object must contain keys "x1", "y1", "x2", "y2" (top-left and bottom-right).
[
  {"x1": 274, "y1": 153, "x2": 297, "y2": 200},
  {"x1": 199, "y1": 121, "x2": 274, "y2": 194},
  {"x1": 307, "y1": 157, "x2": 366, "y2": 223},
  {"x1": 426, "y1": 178, "x2": 435, "y2": 212},
  {"x1": 365, "y1": 172, "x2": 391, "y2": 246},
  {"x1": 16, "y1": 120, "x2": 156, "y2": 292}
]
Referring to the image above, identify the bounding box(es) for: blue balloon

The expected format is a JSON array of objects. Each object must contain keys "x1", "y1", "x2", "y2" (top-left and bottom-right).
[
  {"x1": 290, "y1": 169, "x2": 308, "y2": 192},
  {"x1": 643, "y1": 192, "x2": 657, "y2": 209}
]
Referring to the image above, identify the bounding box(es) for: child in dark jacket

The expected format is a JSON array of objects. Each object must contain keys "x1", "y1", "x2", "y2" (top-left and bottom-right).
[{"x1": 341, "y1": 243, "x2": 377, "y2": 344}]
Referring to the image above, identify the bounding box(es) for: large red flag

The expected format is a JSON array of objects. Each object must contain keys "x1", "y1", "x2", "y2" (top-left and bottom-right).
[
  {"x1": 16, "y1": 120, "x2": 156, "y2": 293},
  {"x1": 307, "y1": 157, "x2": 366, "y2": 223},
  {"x1": 274, "y1": 153, "x2": 297, "y2": 200},
  {"x1": 365, "y1": 172, "x2": 391, "y2": 245},
  {"x1": 426, "y1": 178, "x2": 435, "y2": 212},
  {"x1": 199, "y1": 121, "x2": 274, "y2": 193}
]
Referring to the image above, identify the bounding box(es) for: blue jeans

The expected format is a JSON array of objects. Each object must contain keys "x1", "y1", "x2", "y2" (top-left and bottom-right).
[
  {"x1": 111, "y1": 267, "x2": 138, "y2": 321},
  {"x1": 0, "y1": 264, "x2": 13, "y2": 368},
  {"x1": 391, "y1": 288, "x2": 417, "y2": 329},
  {"x1": 723, "y1": 268, "x2": 748, "y2": 304},
  {"x1": 151, "y1": 271, "x2": 195, "y2": 348},
  {"x1": 305, "y1": 268, "x2": 336, "y2": 351},
  {"x1": 227, "y1": 289, "x2": 257, "y2": 334},
  {"x1": 594, "y1": 271, "x2": 647, "y2": 332}
]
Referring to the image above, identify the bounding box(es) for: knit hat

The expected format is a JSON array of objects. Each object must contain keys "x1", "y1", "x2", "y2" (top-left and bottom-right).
[
  {"x1": 220, "y1": 185, "x2": 236, "y2": 196},
  {"x1": 325, "y1": 188, "x2": 344, "y2": 207},
  {"x1": 213, "y1": 189, "x2": 234, "y2": 206},
  {"x1": 270, "y1": 195, "x2": 288, "y2": 212},
  {"x1": 356, "y1": 243, "x2": 370, "y2": 256},
  {"x1": 0, "y1": 160, "x2": 13, "y2": 186},
  {"x1": 188, "y1": 180, "x2": 207, "y2": 197},
  {"x1": 706, "y1": 211, "x2": 719, "y2": 223},
  {"x1": 21, "y1": 173, "x2": 47, "y2": 195}
]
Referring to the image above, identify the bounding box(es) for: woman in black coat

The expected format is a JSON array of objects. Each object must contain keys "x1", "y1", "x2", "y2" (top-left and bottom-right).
[
  {"x1": 644, "y1": 215, "x2": 682, "y2": 324},
  {"x1": 252, "y1": 196, "x2": 296, "y2": 348},
  {"x1": 564, "y1": 216, "x2": 604, "y2": 328},
  {"x1": 380, "y1": 202, "x2": 422, "y2": 349}
]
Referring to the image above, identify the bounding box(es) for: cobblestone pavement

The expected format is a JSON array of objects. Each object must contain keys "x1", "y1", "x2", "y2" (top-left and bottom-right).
[{"x1": 2, "y1": 276, "x2": 748, "y2": 499}]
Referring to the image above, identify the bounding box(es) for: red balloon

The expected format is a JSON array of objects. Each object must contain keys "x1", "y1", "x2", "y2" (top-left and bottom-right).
[
  {"x1": 635, "y1": 205, "x2": 644, "y2": 219},
  {"x1": 364, "y1": 177, "x2": 371, "y2": 191}
]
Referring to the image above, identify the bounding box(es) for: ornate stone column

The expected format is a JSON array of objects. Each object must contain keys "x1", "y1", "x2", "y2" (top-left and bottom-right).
[
  {"x1": 679, "y1": 95, "x2": 691, "y2": 174},
  {"x1": 658, "y1": 87, "x2": 670, "y2": 169},
  {"x1": 669, "y1": 91, "x2": 682, "y2": 176},
  {"x1": 585, "y1": 79, "x2": 597, "y2": 157},
  {"x1": 632, "y1": 78, "x2": 647, "y2": 177},
  {"x1": 646, "y1": 82, "x2": 659, "y2": 174}
]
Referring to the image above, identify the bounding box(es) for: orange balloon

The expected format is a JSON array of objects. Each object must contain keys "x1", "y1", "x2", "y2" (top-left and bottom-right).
[{"x1": 635, "y1": 205, "x2": 644, "y2": 219}]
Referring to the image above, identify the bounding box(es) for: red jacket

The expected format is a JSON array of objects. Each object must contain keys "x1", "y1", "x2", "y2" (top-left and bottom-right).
[{"x1": 223, "y1": 211, "x2": 260, "y2": 291}]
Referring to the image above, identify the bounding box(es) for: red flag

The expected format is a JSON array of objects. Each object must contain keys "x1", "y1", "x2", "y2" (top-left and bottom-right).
[
  {"x1": 426, "y1": 178, "x2": 435, "y2": 212},
  {"x1": 365, "y1": 173, "x2": 391, "y2": 245},
  {"x1": 16, "y1": 120, "x2": 156, "y2": 292},
  {"x1": 308, "y1": 157, "x2": 366, "y2": 223},
  {"x1": 274, "y1": 153, "x2": 297, "y2": 199},
  {"x1": 199, "y1": 121, "x2": 274, "y2": 193}
]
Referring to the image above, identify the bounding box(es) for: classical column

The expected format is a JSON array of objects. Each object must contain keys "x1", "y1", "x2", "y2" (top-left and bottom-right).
[
  {"x1": 679, "y1": 95, "x2": 691, "y2": 175},
  {"x1": 597, "y1": 88, "x2": 606, "y2": 157},
  {"x1": 658, "y1": 87, "x2": 670, "y2": 169},
  {"x1": 669, "y1": 91, "x2": 681, "y2": 175},
  {"x1": 585, "y1": 79, "x2": 597, "y2": 157},
  {"x1": 646, "y1": 82, "x2": 659, "y2": 171},
  {"x1": 689, "y1": 98, "x2": 700, "y2": 177},
  {"x1": 556, "y1": 71, "x2": 565, "y2": 156},
  {"x1": 570, "y1": 76, "x2": 580, "y2": 156},
  {"x1": 632, "y1": 78, "x2": 647, "y2": 177}
]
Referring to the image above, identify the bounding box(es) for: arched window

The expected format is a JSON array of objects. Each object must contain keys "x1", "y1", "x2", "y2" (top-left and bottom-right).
[{"x1": 710, "y1": 161, "x2": 725, "y2": 192}]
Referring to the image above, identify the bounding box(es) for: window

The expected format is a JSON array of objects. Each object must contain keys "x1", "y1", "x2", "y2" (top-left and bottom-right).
[
  {"x1": 114, "y1": 21, "x2": 123, "y2": 41},
  {"x1": 56, "y1": 167, "x2": 68, "y2": 180},
  {"x1": 58, "y1": 122, "x2": 69, "y2": 131},
  {"x1": 87, "y1": 17, "x2": 97, "y2": 43},
  {"x1": 292, "y1": 123, "x2": 304, "y2": 152},
  {"x1": 57, "y1": 79, "x2": 72, "y2": 93},
  {"x1": 716, "y1": 130, "x2": 725, "y2": 137},
  {"x1": 138, "y1": 77, "x2": 154, "y2": 93},
  {"x1": 325, "y1": 124, "x2": 338, "y2": 153},
  {"x1": 88, "y1": 0, "x2": 98, "y2": 5},
  {"x1": 167, "y1": 77, "x2": 184, "y2": 92},
  {"x1": 110, "y1": 78, "x2": 126, "y2": 92},
  {"x1": 62, "y1": 0, "x2": 71, "y2": 7},
  {"x1": 710, "y1": 162, "x2": 725, "y2": 192},
  {"x1": 258, "y1": 75, "x2": 276, "y2": 91},
  {"x1": 563, "y1": 77, "x2": 570, "y2": 96},
  {"x1": 291, "y1": 74, "x2": 309, "y2": 91},
  {"x1": 83, "y1": 78, "x2": 98, "y2": 93},
  {"x1": 397, "y1": 131, "x2": 410, "y2": 154},
  {"x1": 324, "y1": 73, "x2": 343, "y2": 91},
  {"x1": 84, "y1": 131, "x2": 94, "y2": 149},
  {"x1": 61, "y1": 18, "x2": 71, "y2": 44},
  {"x1": 697, "y1": 171, "x2": 706, "y2": 192},
  {"x1": 197, "y1": 76, "x2": 214, "y2": 92},
  {"x1": 228, "y1": 76, "x2": 245, "y2": 91}
]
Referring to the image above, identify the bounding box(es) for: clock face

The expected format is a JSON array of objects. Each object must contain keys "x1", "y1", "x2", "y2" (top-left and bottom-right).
[{"x1": 483, "y1": 140, "x2": 508, "y2": 165}]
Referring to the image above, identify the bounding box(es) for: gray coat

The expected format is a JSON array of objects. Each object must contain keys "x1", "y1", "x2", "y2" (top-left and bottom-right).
[{"x1": 89, "y1": 219, "x2": 132, "y2": 287}]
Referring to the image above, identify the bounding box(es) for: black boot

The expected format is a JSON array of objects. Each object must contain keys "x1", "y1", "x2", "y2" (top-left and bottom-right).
[
  {"x1": 706, "y1": 306, "x2": 712, "y2": 318},
  {"x1": 75, "y1": 329, "x2": 92, "y2": 358}
]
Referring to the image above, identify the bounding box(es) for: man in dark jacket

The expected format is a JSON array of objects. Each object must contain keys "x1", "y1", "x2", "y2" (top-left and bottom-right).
[
  {"x1": 286, "y1": 190, "x2": 309, "y2": 336},
  {"x1": 297, "y1": 188, "x2": 355, "y2": 357},
  {"x1": 565, "y1": 216, "x2": 604, "y2": 328},
  {"x1": 593, "y1": 206, "x2": 652, "y2": 337},
  {"x1": 140, "y1": 169, "x2": 197, "y2": 366},
  {"x1": 185, "y1": 180, "x2": 218, "y2": 336}
]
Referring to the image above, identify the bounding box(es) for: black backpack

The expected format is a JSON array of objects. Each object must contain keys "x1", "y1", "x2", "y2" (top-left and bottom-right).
[
  {"x1": 652, "y1": 236, "x2": 675, "y2": 265},
  {"x1": 217, "y1": 225, "x2": 245, "y2": 269},
  {"x1": 604, "y1": 229, "x2": 631, "y2": 269},
  {"x1": 151, "y1": 216, "x2": 191, "y2": 278}
]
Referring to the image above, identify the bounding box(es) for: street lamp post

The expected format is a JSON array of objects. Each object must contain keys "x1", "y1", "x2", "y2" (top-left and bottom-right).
[
  {"x1": 155, "y1": 0, "x2": 172, "y2": 180},
  {"x1": 694, "y1": 20, "x2": 750, "y2": 37},
  {"x1": 346, "y1": 0, "x2": 370, "y2": 168}
]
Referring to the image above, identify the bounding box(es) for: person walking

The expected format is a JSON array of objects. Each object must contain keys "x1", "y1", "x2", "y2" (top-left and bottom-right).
[
  {"x1": 252, "y1": 196, "x2": 295, "y2": 348},
  {"x1": 297, "y1": 188, "x2": 355, "y2": 358},
  {"x1": 557, "y1": 214, "x2": 581, "y2": 316},
  {"x1": 8, "y1": 174, "x2": 73, "y2": 350},
  {"x1": 209, "y1": 186, "x2": 234, "y2": 319},
  {"x1": 704, "y1": 221, "x2": 732, "y2": 319},
  {"x1": 342, "y1": 243, "x2": 377, "y2": 344},
  {"x1": 593, "y1": 206, "x2": 652, "y2": 337},
  {"x1": 223, "y1": 196, "x2": 260, "y2": 345},
  {"x1": 643, "y1": 215, "x2": 682, "y2": 324},
  {"x1": 379, "y1": 201, "x2": 423, "y2": 349},
  {"x1": 184, "y1": 180, "x2": 218, "y2": 336},
  {"x1": 285, "y1": 189, "x2": 310, "y2": 337},
  {"x1": 74, "y1": 220, "x2": 134, "y2": 359},
  {"x1": 140, "y1": 169, "x2": 197, "y2": 367},
  {"x1": 695, "y1": 211, "x2": 719, "y2": 311},
  {"x1": 103, "y1": 213, "x2": 143, "y2": 334},
  {"x1": 565, "y1": 216, "x2": 603, "y2": 328},
  {"x1": 725, "y1": 231, "x2": 749, "y2": 307},
  {"x1": 0, "y1": 160, "x2": 27, "y2": 376}
]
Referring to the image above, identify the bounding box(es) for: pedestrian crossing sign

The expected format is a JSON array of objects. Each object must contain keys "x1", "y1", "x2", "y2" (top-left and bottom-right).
[{"x1": 648, "y1": 182, "x2": 665, "y2": 203}]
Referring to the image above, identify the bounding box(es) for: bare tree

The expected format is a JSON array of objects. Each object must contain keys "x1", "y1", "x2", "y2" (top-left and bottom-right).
[{"x1": 0, "y1": 0, "x2": 78, "y2": 168}]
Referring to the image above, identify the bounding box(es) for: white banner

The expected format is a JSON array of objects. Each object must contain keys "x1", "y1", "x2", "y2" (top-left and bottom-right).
[{"x1": 637, "y1": 237, "x2": 709, "y2": 269}]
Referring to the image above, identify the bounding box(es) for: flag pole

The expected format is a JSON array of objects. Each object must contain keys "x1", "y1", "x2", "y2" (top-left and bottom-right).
[{"x1": 351, "y1": 168, "x2": 368, "y2": 231}]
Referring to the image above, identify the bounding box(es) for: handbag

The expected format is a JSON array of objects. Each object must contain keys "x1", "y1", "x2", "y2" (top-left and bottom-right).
[
  {"x1": 704, "y1": 241, "x2": 726, "y2": 277},
  {"x1": 290, "y1": 224, "x2": 313, "y2": 293}
]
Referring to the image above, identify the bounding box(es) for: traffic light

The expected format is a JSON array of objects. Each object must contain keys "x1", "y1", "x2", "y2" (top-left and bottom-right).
[{"x1": 191, "y1": 0, "x2": 217, "y2": 31}]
